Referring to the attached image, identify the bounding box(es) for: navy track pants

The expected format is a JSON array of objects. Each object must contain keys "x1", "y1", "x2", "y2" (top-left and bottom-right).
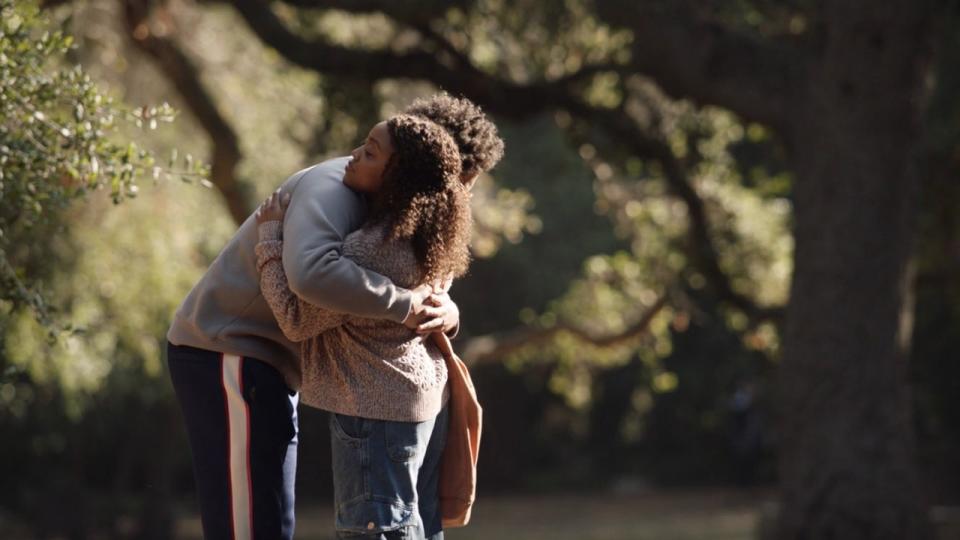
[{"x1": 167, "y1": 342, "x2": 298, "y2": 540}]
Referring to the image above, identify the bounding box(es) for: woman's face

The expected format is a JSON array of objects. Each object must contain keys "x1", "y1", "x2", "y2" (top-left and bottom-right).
[{"x1": 343, "y1": 121, "x2": 394, "y2": 194}]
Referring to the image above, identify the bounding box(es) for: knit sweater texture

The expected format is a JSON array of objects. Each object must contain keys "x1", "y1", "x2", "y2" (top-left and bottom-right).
[{"x1": 256, "y1": 221, "x2": 449, "y2": 422}]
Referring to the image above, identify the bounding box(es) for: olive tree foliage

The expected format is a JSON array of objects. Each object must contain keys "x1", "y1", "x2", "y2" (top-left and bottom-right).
[
  {"x1": 460, "y1": 102, "x2": 790, "y2": 412},
  {"x1": 0, "y1": 3, "x2": 218, "y2": 534},
  {"x1": 0, "y1": 0, "x2": 206, "y2": 334}
]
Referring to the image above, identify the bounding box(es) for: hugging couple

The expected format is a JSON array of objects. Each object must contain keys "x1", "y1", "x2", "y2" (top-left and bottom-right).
[{"x1": 165, "y1": 94, "x2": 504, "y2": 540}]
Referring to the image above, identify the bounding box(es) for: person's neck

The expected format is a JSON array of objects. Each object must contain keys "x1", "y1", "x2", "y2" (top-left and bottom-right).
[{"x1": 364, "y1": 191, "x2": 384, "y2": 209}]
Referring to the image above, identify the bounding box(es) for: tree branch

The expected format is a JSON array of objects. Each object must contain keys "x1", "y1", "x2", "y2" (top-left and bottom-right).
[
  {"x1": 563, "y1": 100, "x2": 785, "y2": 323},
  {"x1": 593, "y1": 0, "x2": 802, "y2": 132},
  {"x1": 271, "y1": 0, "x2": 473, "y2": 21},
  {"x1": 228, "y1": 0, "x2": 597, "y2": 119},
  {"x1": 460, "y1": 294, "x2": 669, "y2": 365},
  {"x1": 123, "y1": 0, "x2": 254, "y2": 225},
  {"x1": 264, "y1": 0, "x2": 800, "y2": 131}
]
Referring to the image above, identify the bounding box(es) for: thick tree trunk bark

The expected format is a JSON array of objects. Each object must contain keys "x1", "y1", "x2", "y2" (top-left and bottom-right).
[{"x1": 776, "y1": 2, "x2": 933, "y2": 538}]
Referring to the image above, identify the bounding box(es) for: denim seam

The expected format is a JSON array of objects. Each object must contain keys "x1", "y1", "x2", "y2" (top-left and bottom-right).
[
  {"x1": 331, "y1": 415, "x2": 363, "y2": 443},
  {"x1": 362, "y1": 436, "x2": 370, "y2": 499}
]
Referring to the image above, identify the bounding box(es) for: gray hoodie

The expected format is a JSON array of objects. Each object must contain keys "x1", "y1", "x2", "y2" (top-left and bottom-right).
[{"x1": 166, "y1": 157, "x2": 412, "y2": 389}]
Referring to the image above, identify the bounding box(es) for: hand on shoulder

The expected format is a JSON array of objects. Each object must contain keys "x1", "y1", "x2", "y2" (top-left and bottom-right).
[{"x1": 255, "y1": 189, "x2": 291, "y2": 225}]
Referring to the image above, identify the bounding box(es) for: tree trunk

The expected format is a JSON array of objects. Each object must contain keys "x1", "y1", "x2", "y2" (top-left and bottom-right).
[{"x1": 776, "y1": 2, "x2": 933, "y2": 538}]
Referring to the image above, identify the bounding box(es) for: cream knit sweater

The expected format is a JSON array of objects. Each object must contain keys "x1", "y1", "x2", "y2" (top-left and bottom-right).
[{"x1": 255, "y1": 221, "x2": 449, "y2": 422}]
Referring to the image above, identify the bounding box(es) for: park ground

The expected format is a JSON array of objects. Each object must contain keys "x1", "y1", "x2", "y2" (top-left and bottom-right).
[{"x1": 176, "y1": 487, "x2": 770, "y2": 540}]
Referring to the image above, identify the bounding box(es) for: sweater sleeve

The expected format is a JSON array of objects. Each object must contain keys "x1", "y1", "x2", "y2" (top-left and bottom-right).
[
  {"x1": 281, "y1": 164, "x2": 413, "y2": 323},
  {"x1": 256, "y1": 222, "x2": 350, "y2": 342}
]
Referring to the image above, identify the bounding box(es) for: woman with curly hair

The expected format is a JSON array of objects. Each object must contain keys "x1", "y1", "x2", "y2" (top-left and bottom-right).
[{"x1": 253, "y1": 113, "x2": 471, "y2": 540}]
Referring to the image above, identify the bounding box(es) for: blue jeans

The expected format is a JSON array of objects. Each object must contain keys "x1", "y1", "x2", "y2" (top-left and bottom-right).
[{"x1": 329, "y1": 405, "x2": 449, "y2": 539}]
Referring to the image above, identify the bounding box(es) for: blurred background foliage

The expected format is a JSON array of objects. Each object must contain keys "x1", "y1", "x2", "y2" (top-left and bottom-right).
[{"x1": 1, "y1": 0, "x2": 958, "y2": 537}]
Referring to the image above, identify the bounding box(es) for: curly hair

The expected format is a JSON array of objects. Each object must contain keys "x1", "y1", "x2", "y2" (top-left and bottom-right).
[
  {"x1": 404, "y1": 93, "x2": 505, "y2": 180},
  {"x1": 367, "y1": 114, "x2": 473, "y2": 284}
]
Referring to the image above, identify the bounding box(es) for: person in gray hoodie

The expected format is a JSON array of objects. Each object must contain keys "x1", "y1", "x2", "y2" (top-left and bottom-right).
[{"x1": 165, "y1": 94, "x2": 504, "y2": 540}]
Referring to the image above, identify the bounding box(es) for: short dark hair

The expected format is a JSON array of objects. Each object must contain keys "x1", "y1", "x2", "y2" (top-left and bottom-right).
[{"x1": 404, "y1": 93, "x2": 504, "y2": 179}]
